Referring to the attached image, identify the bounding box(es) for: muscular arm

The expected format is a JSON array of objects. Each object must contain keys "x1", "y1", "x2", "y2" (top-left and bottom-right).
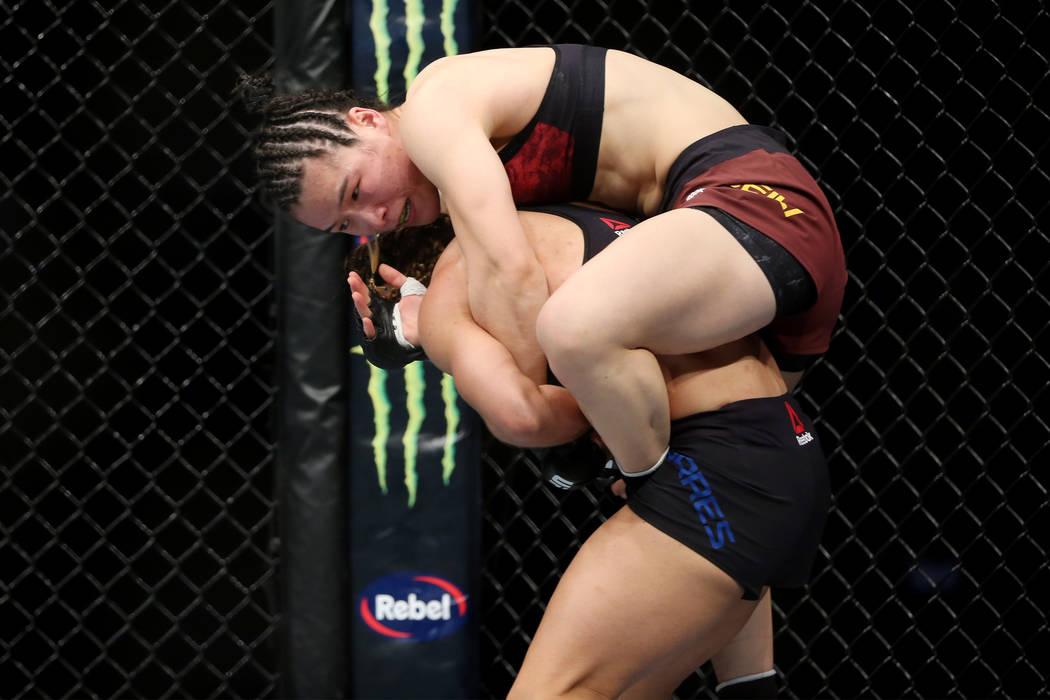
[
  {"x1": 418, "y1": 251, "x2": 589, "y2": 447},
  {"x1": 400, "y1": 61, "x2": 550, "y2": 385}
]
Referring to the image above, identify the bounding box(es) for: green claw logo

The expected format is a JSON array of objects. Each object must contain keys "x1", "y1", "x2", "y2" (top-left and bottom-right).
[
  {"x1": 368, "y1": 0, "x2": 460, "y2": 101},
  {"x1": 355, "y1": 348, "x2": 461, "y2": 508},
  {"x1": 353, "y1": 0, "x2": 464, "y2": 507}
]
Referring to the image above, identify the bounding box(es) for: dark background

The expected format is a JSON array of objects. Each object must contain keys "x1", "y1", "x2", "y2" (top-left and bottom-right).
[
  {"x1": 477, "y1": 2, "x2": 1048, "y2": 698},
  {"x1": 2, "y1": 0, "x2": 1046, "y2": 698}
]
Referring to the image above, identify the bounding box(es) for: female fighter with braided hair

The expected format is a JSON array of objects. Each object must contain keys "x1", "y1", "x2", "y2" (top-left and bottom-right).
[
  {"x1": 237, "y1": 44, "x2": 845, "y2": 482},
  {"x1": 346, "y1": 205, "x2": 829, "y2": 699}
]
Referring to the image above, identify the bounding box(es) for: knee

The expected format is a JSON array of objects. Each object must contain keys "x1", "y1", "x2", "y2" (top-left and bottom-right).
[
  {"x1": 536, "y1": 292, "x2": 609, "y2": 370},
  {"x1": 508, "y1": 674, "x2": 612, "y2": 700},
  {"x1": 506, "y1": 676, "x2": 545, "y2": 700},
  {"x1": 507, "y1": 673, "x2": 546, "y2": 700},
  {"x1": 536, "y1": 293, "x2": 578, "y2": 367},
  {"x1": 510, "y1": 635, "x2": 617, "y2": 700}
]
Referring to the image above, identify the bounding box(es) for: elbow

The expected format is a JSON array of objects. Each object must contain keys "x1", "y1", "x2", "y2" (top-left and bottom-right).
[{"x1": 483, "y1": 402, "x2": 548, "y2": 448}]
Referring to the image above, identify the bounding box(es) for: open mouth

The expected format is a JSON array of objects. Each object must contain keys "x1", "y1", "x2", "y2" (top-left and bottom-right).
[{"x1": 397, "y1": 199, "x2": 411, "y2": 228}]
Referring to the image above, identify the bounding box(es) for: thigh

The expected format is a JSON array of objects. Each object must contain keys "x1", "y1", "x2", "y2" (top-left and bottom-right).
[
  {"x1": 509, "y1": 504, "x2": 759, "y2": 699},
  {"x1": 618, "y1": 588, "x2": 773, "y2": 699},
  {"x1": 546, "y1": 207, "x2": 776, "y2": 354}
]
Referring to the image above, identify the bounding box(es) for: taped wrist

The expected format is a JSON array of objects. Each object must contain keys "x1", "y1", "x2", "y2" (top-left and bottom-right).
[
  {"x1": 391, "y1": 304, "x2": 416, "y2": 350},
  {"x1": 353, "y1": 277, "x2": 428, "y2": 370}
]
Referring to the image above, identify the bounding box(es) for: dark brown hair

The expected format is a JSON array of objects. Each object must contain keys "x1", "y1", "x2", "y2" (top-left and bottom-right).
[
  {"x1": 234, "y1": 73, "x2": 390, "y2": 209},
  {"x1": 345, "y1": 217, "x2": 456, "y2": 301}
]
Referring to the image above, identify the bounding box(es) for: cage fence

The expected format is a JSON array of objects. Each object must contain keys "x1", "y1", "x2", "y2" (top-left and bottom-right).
[
  {"x1": 1, "y1": 0, "x2": 1047, "y2": 699},
  {"x1": 475, "y1": 2, "x2": 1048, "y2": 699},
  {"x1": 2, "y1": 0, "x2": 278, "y2": 697}
]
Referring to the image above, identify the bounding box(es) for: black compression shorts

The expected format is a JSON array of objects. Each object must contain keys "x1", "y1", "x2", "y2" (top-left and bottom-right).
[{"x1": 626, "y1": 395, "x2": 830, "y2": 599}]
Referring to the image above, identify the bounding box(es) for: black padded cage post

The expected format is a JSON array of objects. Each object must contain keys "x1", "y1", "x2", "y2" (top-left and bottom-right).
[{"x1": 271, "y1": 0, "x2": 350, "y2": 698}]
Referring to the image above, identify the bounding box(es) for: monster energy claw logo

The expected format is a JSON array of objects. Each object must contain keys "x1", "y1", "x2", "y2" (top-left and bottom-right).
[
  {"x1": 353, "y1": 347, "x2": 462, "y2": 508},
  {"x1": 353, "y1": 0, "x2": 463, "y2": 507},
  {"x1": 368, "y1": 0, "x2": 460, "y2": 101}
]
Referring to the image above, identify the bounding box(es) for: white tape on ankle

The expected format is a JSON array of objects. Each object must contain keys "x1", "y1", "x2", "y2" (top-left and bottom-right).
[
  {"x1": 615, "y1": 446, "x2": 670, "y2": 477},
  {"x1": 715, "y1": 669, "x2": 776, "y2": 693}
]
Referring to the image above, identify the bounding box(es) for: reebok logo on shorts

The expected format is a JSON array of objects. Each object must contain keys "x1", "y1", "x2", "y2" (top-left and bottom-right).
[
  {"x1": 785, "y1": 401, "x2": 814, "y2": 446},
  {"x1": 600, "y1": 217, "x2": 632, "y2": 234}
]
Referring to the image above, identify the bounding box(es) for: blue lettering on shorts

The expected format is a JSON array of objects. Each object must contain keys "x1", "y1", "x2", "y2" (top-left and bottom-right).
[{"x1": 668, "y1": 451, "x2": 736, "y2": 550}]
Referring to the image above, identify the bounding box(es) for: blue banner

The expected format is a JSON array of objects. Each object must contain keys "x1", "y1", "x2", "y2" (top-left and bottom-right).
[
  {"x1": 349, "y1": 0, "x2": 477, "y2": 103},
  {"x1": 347, "y1": 2, "x2": 480, "y2": 697}
]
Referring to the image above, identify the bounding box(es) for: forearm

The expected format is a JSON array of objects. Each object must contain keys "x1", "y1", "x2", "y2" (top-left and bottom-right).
[
  {"x1": 466, "y1": 258, "x2": 550, "y2": 385},
  {"x1": 420, "y1": 246, "x2": 575, "y2": 445},
  {"x1": 406, "y1": 115, "x2": 551, "y2": 384}
]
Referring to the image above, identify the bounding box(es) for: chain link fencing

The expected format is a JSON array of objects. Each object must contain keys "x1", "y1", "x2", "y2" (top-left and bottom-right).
[
  {"x1": 2, "y1": 0, "x2": 1046, "y2": 699},
  {"x1": 477, "y1": 2, "x2": 1048, "y2": 699},
  {"x1": 1, "y1": 0, "x2": 277, "y2": 697}
]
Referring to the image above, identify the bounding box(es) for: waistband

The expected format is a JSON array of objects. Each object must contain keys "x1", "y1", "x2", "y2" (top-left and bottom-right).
[
  {"x1": 669, "y1": 393, "x2": 807, "y2": 442},
  {"x1": 658, "y1": 125, "x2": 793, "y2": 211}
]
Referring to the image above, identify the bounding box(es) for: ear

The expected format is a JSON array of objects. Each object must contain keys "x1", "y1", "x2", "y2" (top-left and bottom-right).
[{"x1": 346, "y1": 107, "x2": 387, "y2": 132}]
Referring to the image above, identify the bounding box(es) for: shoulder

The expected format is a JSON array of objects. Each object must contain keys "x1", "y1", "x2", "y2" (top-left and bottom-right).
[
  {"x1": 400, "y1": 49, "x2": 558, "y2": 158},
  {"x1": 430, "y1": 239, "x2": 464, "y2": 279},
  {"x1": 406, "y1": 47, "x2": 556, "y2": 104},
  {"x1": 421, "y1": 241, "x2": 466, "y2": 324}
]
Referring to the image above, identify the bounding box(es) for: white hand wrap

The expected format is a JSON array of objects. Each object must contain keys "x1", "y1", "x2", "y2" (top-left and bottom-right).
[
  {"x1": 399, "y1": 277, "x2": 427, "y2": 297},
  {"x1": 391, "y1": 276, "x2": 427, "y2": 350},
  {"x1": 391, "y1": 304, "x2": 416, "y2": 350}
]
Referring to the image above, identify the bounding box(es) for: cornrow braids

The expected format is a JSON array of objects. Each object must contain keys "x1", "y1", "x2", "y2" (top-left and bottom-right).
[{"x1": 234, "y1": 73, "x2": 392, "y2": 210}]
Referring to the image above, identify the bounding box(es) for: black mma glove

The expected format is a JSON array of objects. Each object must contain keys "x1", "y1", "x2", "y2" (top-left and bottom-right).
[
  {"x1": 353, "y1": 277, "x2": 428, "y2": 370},
  {"x1": 538, "y1": 432, "x2": 616, "y2": 490}
]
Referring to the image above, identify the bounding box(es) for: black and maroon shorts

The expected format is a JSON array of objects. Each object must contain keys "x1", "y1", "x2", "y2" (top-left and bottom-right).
[{"x1": 659, "y1": 125, "x2": 848, "y2": 370}]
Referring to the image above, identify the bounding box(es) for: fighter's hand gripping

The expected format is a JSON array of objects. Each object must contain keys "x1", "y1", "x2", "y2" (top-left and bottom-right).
[{"x1": 347, "y1": 263, "x2": 427, "y2": 370}]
